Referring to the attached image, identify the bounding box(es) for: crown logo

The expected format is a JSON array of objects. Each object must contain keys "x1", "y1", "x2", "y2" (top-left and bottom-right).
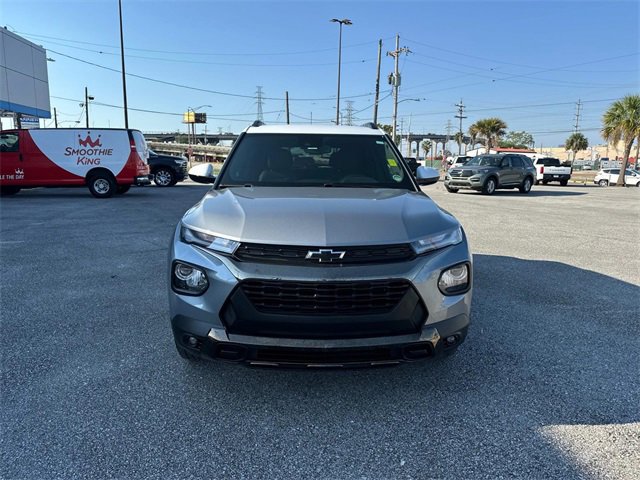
[
  {"x1": 78, "y1": 132, "x2": 102, "y2": 148},
  {"x1": 15, "y1": 168, "x2": 24, "y2": 175}
]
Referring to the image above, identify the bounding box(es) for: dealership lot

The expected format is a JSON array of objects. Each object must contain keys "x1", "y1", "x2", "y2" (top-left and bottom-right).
[{"x1": 1, "y1": 183, "x2": 638, "y2": 479}]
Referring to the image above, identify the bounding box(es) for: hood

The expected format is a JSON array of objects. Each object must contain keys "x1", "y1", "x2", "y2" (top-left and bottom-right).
[
  {"x1": 181, "y1": 187, "x2": 460, "y2": 246},
  {"x1": 453, "y1": 166, "x2": 498, "y2": 174}
]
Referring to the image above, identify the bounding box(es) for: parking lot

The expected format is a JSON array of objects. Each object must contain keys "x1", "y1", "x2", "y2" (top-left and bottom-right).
[{"x1": 1, "y1": 182, "x2": 638, "y2": 479}]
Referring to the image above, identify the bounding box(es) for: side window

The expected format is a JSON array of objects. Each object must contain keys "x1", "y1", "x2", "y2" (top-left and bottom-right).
[
  {"x1": 501, "y1": 156, "x2": 512, "y2": 167},
  {"x1": 383, "y1": 142, "x2": 405, "y2": 182},
  {"x1": 0, "y1": 133, "x2": 19, "y2": 152},
  {"x1": 611, "y1": 169, "x2": 620, "y2": 174},
  {"x1": 511, "y1": 156, "x2": 524, "y2": 168}
]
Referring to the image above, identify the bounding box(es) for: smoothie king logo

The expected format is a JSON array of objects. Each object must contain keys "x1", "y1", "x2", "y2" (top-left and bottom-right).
[{"x1": 64, "y1": 131, "x2": 112, "y2": 165}]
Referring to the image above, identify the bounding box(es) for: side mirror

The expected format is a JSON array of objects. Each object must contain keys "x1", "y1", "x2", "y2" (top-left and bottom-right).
[
  {"x1": 188, "y1": 163, "x2": 216, "y2": 184},
  {"x1": 415, "y1": 166, "x2": 440, "y2": 186}
]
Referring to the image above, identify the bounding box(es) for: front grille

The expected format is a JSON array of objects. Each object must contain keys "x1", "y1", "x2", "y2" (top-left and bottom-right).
[
  {"x1": 234, "y1": 242, "x2": 415, "y2": 265},
  {"x1": 449, "y1": 169, "x2": 473, "y2": 177},
  {"x1": 241, "y1": 279, "x2": 410, "y2": 315}
]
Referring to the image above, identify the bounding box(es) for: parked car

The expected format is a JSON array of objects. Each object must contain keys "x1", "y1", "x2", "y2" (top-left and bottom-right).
[
  {"x1": 531, "y1": 157, "x2": 571, "y2": 185},
  {"x1": 594, "y1": 168, "x2": 640, "y2": 187},
  {"x1": 169, "y1": 123, "x2": 472, "y2": 367},
  {"x1": 449, "y1": 156, "x2": 472, "y2": 169},
  {"x1": 148, "y1": 149, "x2": 188, "y2": 187},
  {"x1": 444, "y1": 154, "x2": 536, "y2": 195},
  {"x1": 0, "y1": 128, "x2": 150, "y2": 198},
  {"x1": 403, "y1": 156, "x2": 420, "y2": 175}
]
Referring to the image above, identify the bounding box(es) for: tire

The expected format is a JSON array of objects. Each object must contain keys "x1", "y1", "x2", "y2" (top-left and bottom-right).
[
  {"x1": 598, "y1": 179, "x2": 609, "y2": 187},
  {"x1": 519, "y1": 176, "x2": 533, "y2": 194},
  {"x1": 481, "y1": 177, "x2": 497, "y2": 195},
  {"x1": 153, "y1": 168, "x2": 176, "y2": 187},
  {"x1": 445, "y1": 185, "x2": 459, "y2": 193},
  {"x1": 0, "y1": 186, "x2": 21, "y2": 196},
  {"x1": 87, "y1": 173, "x2": 116, "y2": 198},
  {"x1": 560, "y1": 179, "x2": 568, "y2": 186},
  {"x1": 175, "y1": 341, "x2": 199, "y2": 362},
  {"x1": 535, "y1": 179, "x2": 540, "y2": 185},
  {"x1": 542, "y1": 180, "x2": 549, "y2": 185},
  {"x1": 117, "y1": 185, "x2": 131, "y2": 194}
]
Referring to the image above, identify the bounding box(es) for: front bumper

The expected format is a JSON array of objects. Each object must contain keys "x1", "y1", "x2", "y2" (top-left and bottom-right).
[
  {"x1": 169, "y1": 225, "x2": 473, "y2": 366},
  {"x1": 444, "y1": 176, "x2": 484, "y2": 190},
  {"x1": 135, "y1": 175, "x2": 151, "y2": 186}
]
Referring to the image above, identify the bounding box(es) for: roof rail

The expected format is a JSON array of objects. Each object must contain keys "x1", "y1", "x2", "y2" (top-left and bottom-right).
[
  {"x1": 251, "y1": 120, "x2": 265, "y2": 127},
  {"x1": 360, "y1": 122, "x2": 378, "y2": 129}
]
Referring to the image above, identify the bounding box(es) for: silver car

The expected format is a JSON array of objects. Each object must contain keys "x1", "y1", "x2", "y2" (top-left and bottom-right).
[{"x1": 169, "y1": 123, "x2": 472, "y2": 367}]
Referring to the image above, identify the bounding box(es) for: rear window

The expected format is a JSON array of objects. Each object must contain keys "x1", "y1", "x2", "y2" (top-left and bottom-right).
[
  {"x1": 539, "y1": 158, "x2": 560, "y2": 166},
  {"x1": 131, "y1": 130, "x2": 149, "y2": 162},
  {"x1": 217, "y1": 133, "x2": 415, "y2": 189}
]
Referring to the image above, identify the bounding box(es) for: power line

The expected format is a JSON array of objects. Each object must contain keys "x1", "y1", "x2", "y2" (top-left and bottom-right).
[
  {"x1": 46, "y1": 48, "x2": 378, "y2": 102},
  {"x1": 18, "y1": 30, "x2": 391, "y2": 57}
]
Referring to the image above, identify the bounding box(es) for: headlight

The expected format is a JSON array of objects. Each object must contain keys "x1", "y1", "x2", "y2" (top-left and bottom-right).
[
  {"x1": 438, "y1": 263, "x2": 470, "y2": 295},
  {"x1": 411, "y1": 227, "x2": 463, "y2": 255},
  {"x1": 181, "y1": 226, "x2": 239, "y2": 254},
  {"x1": 172, "y1": 261, "x2": 209, "y2": 295}
]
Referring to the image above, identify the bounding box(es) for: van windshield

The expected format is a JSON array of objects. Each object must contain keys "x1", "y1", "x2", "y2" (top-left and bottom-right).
[{"x1": 217, "y1": 133, "x2": 415, "y2": 189}]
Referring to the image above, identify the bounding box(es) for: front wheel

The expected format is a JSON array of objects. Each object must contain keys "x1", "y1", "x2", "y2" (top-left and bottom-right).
[
  {"x1": 153, "y1": 168, "x2": 176, "y2": 187},
  {"x1": 445, "y1": 185, "x2": 459, "y2": 193},
  {"x1": 598, "y1": 179, "x2": 609, "y2": 187},
  {"x1": 519, "y1": 177, "x2": 533, "y2": 194},
  {"x1": 481, "y1": 177, "x2": 497, "y2": 195},
  {"x1": 87, "y1": 174, "x2": 116, "y2": 198}
]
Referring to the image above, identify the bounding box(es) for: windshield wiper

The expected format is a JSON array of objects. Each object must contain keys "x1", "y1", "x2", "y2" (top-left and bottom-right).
[{"x1": 218, "y1": 184, "x2": 253, "y2": 189}]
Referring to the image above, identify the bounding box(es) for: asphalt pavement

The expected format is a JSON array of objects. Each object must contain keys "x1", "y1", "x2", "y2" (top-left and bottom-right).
[{"x1": 1, "y1": 182, "x2": 638, "y2": 479}]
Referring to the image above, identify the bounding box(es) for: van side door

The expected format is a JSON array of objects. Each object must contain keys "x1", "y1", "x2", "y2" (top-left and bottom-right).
[{"x1": 0, "y1": 132, "x2": 23, "y2": 185}]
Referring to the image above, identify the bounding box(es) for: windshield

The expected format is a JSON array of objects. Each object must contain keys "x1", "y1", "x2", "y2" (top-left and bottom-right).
[
  {"x1": 217, "y1": 133, "x2": 415, "y2": 189},
  {"x1": 465, "y1": 155, "x2": 502, "y2": 167}
]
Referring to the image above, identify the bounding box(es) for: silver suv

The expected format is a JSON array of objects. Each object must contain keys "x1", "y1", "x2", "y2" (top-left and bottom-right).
[
  {"x1": 169, "y1": 123, "x2": 472, "y2": 367},
  {"x1": 445, "y1": 154, "x2": 536, "y2": 195}
]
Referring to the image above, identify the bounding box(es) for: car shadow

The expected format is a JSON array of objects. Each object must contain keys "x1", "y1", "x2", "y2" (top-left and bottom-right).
[
  {"x1": 175, "y1": 254, "x2": 638, "y2": 478},
  {"x1": 456, "y1": 189, "x2": 588, "y2": 197}
]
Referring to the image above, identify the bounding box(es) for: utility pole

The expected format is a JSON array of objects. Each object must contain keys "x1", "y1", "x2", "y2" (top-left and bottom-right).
[
  {"x1": 285, "y1": 91, "x2": 290, "y2": 125},
  {"x1": 445, "y1": 119, "x2": 453, "y2": 156},
  {"x1": 406, "y1": 113, "x2": 412, "y2": 157},
  {"x1": 345, "y1": 100, "x2": 354, "y2": 126},
  {"x1": 454, "y1": 99, "x2": 467, "y2": 155},
  {"x1": 573, "y1": 98, "x2": 582, "y2": 133},
  {"x1": 256, "y1": 86, "x2": 264, "y2": 121},
  {"x1": 85, "y1": 87, "x2": 90, "y2": 128},
  {"x1": 118, "y1": 0, "x2": 129, "y2": 128},
  {"x1": 373, "y1": 39, "x2": 382, "y2": 125},
  {"x1": 54, "y1": 107, "x2": 58, "y2": 128},
  {"x1": 387, "y1": 35, "x2": 411, "y2": 143}
]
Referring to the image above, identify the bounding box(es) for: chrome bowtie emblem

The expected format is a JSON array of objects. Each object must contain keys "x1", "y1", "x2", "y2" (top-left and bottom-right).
[{"x1": 305, "y1": 249, "x2": 346, "y2": 263}]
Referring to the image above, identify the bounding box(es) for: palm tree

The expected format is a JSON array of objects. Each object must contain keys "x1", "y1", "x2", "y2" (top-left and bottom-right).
[
  {"x1": 602, "y1": 95, "x2": 640, "y2": 187},
  {"x1": 468, "y1": 124, "x2": 479, "y2": 149},
  {"x1": 469, "y1": 118, "x2": 507, "y2": 153},
  {"x1": 454, "y1": 132, "x2": 465, "y2": 154},
  {"x1": 421, "y1": 140, "x2": 432, "y2": 160},
  {"x1": 564, "y1": 132, "x2": 588, "y2": 166}
]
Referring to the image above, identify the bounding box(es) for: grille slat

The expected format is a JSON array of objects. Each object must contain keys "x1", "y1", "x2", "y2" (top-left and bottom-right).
[
  {"x1": 241, "y1": 279, "x2": 410, "y2": 315},
  {"x1": 234, "y1": 242, "x2": 415, "y2": 265}
]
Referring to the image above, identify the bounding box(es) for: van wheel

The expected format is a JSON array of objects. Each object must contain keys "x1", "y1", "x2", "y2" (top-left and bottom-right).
[
  {"x1": 481, "y1": 177, "x2": 497, "y2": 195},
  {"x1": 0, "y1": 186, "x2": 21, "y2": 196},
  {"x1": 153, "y1": 168, "x2": 176, "y2": 187},
  {"x1": 88, "y1": 174, "x2": 116, "y2": 198},
  {"x1": 117, "y1": 185, "x2": 131, "y2": 194},
  {"x1": 519, "y1": 177, "x2": 532, "y2": 193}
]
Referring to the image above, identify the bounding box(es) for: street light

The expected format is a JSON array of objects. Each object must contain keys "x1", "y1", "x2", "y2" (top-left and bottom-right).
[
  {"x1": 330, "y1": 18, "x2": 352, "y2": 125},
  {"x1": 187, "y1": 105, "x2": 212, "y2": 145},
  {"x1": 394, "y1": 98, "x2": 424, "y2": 147}
]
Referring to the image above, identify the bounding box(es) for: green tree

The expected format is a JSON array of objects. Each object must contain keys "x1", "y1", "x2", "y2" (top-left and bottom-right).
[
  {"x1": 454, "y1": 132, "x2": 465, "y2": 154},
  {"x1": 468, "y1": 124, "x2": 480, "y2": 148},
  {"x1": 377, "y1": 123, "x2": 400, "y2": 144},
  {"x1": 421, "y1": 140, "x2": 432, "y2": 159},
  {"x1": 601, "y1": 94, "x2": 640, "y2": 187},
  {"x1": 499, "y1": 130, "x2": 535, "y2": 149},
  {"x1": 564, "y1": 132, "x2": 589, "y2": 166},
  {"x1": 469, "y1": 118, "x2": 508, "y2": 152}
]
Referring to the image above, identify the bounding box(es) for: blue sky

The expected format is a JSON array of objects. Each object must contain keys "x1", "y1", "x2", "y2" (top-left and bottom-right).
[{"x1": 3, "y1": 0, "x2": 638, "y2": 147}]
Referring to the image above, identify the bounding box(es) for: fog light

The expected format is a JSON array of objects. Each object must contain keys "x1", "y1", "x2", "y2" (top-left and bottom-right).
[
  {"x1": 187, "y1": 336, "x2": 198, "y2": 347},
  {"x1": 438, "y1": 263, "x2": 470, "y2": 295},
  {"x1": 172, "y1": 261, "x2": 209, "y2": 295}
]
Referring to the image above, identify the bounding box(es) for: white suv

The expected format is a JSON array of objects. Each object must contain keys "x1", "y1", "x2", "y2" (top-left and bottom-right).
[{"x1": 594, "y1": 168, "x2": 640, "y2": 187}]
